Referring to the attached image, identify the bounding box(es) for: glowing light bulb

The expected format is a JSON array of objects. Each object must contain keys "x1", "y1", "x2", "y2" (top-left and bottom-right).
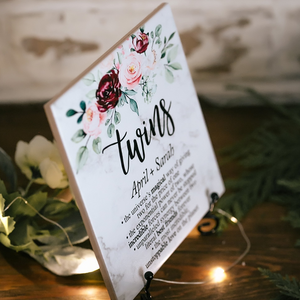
[
  {"x1": 212, "y1": 267, "x2": 226, "y2": 282},
  {"x1": 230, "y1": 217, "x2": 238, "y2": 223}
]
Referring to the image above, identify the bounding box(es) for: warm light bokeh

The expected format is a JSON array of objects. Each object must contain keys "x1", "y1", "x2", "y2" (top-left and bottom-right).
[{"x1": 211, "y1": 267, "x2": 226, "y2": 283}]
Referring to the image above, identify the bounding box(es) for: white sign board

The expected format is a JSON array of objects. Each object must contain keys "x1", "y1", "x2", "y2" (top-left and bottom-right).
[{"x1": 45, "y1": 3, "x2": 224, "y2": 299}]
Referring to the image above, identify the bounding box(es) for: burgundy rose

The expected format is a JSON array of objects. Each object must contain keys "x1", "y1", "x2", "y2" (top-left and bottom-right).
[
  {"x1": 96, "y1": 69, "x2": 122, "y2": 112},
  {"x1": 133, "y1": 32, "x2": 149, "y2": 54}
]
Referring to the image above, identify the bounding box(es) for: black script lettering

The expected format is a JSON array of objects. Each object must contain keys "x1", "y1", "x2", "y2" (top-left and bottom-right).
[
  {"x1": 103, "y1": 99, "x2": 175, "y2": 175},
  {"x1": 156, "y1": 143, "x2": 174, "y2": 171}
]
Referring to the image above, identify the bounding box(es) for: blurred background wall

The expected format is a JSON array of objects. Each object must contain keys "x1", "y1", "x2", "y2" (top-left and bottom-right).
[{"x1": 1, "y1": 0, "x2": 300, "y2": 104}]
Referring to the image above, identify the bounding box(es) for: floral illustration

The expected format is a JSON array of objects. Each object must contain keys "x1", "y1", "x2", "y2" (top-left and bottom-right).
[{"x1": 66, "y1": 24, "x2": 183, "y2": 172}]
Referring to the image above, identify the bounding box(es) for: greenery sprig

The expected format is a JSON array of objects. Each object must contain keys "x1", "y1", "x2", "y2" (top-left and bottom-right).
[
  {"x1": 218, "y1": 86, "x2": 300, "y2": 245},
  {"x1": 0, "y1": 137, "x2": 98, "y2": 276},
  {"x1": 217, "y1": 86, "x2": 300, "y2": 299},
  {"x1": 259, "y1": 268, "x2": 300, "y2": 300}
]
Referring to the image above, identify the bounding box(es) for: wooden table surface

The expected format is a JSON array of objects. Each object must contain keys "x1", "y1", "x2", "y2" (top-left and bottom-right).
[{"x1": 0, "y1": 101, "x2": 299, "y2": 300}]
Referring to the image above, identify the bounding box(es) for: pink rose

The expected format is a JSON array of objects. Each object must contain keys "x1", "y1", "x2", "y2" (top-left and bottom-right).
[
  {"x1": 119, "y1": 52, "x2": 142, "y2": 89},
  {"x1": 83, "y1": 104, "x2": 106, "y2": 137}
]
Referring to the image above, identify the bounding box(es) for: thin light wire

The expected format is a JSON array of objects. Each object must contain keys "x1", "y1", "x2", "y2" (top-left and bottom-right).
[
  {"x1": 153, "y1": 278, "x2": 205, "y2": 285},
  {"x1": 216, "y1": 208, "x2": 251, "y2": 273},
  {"x1": 4, "y1": 196, "x2": 73, "y2": 247},
  {"x1": 153, "y1": 208, "x2": 251, "y2": 285}
]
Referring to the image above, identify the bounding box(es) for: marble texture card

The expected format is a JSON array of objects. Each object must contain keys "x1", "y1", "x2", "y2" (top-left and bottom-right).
[{"x1": 44, "y1": 3, "x2": 224, "y2": 300}]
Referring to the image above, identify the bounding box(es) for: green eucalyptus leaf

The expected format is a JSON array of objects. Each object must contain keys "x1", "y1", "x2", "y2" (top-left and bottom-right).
[
  {"x1": 66, "y1": 109, "x2": 77, "y2": 117},
  {"x1": 0, "y1": 147, "x2": 17, "y2": 192},
  {"x1": 74, "y1": 129, "x2": 85, "y2": 143},
  {"x1": 167, "y1": 45, "x2": 178, "y2": 63},
  {"x1": 107, "y1": 123, "x2": 115, "y2": 138},
  {"x1": 168, "y1": 32, "x2": 175, "y2": 41},
  {"x1": 77, "y1": 113, "x2": 84, "y2": 124},
  {"x1": 164, "y1": 36, "x2": 167, "y2": 44},
  {"x1": 130, "y1": 98, "x2": 139, "y2": 116},
  {"x1": 92, "y1": 137, "x2": 102, "y2": 154},
  {"x1": 80, "y1": 101, "x2": 86, "y2": 112},
  {"x1": 124, "y1": 90, "x2": 137, "y2": 96},
  {"x1": 76, "y1": 146, "x2": 88, "y2": 173},
  {"x1": 155, "y1": 24, "x2": 162, "y2": 37},
  {"x1": 114, "y1": 111, "x2": 121, "y2": 125},
  {"x1": 86, "y1": 89, "x2": 97, "y2": 100},
  {"x1": 161, "y1": 51, "x2": 166, "y2": 59},
  {"x1": 166, "y1": 43, "x2": 174, "y2": 49},
  {"x1": 105, "y1": 119, "x2": 110, "y2": 126},
  {"x1": 117, "y1": 96, "x2": 124, "y2": 107},
  {"x1": 150, "y1": 31, "x2": 154, "y2": 39},
  {"x1": 121, "y1": 92, "x2": 128, "y2": 104},
  {"x1": 106, "y1": 109, "x2": 112, "y2": 116},
  {"x1": 82, "y1": 73, "x2": 95, "y2": 86},
  {"x1": 117, "y1": 52, "x2": 122, "y2": 64},
  {"x1": 168, "y1": 62, "x2": 182, "y2": 70},
  {"x1": 165, "y1": 68, "x2": 174, "y2": 83},
  {"x1": 71, "y1": 129, "x2": 87, "y2": 143}
]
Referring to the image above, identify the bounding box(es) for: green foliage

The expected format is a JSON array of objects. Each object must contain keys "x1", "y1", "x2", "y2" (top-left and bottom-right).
[
  {"x1": 219, "y1": 87, "x2": 300, "y2": 229},
  {"x1": 82, "y1": 73, "x2": 95, "y2": 86},
  {"x1": 76, "y1": 146, "x2": 89, "y2": 172},
  {"x1": 92, "y1": 137, "x2": 102, "y2": 154},
  {"x1": 167, "y1": 45, "x2": 178, "y2": 63},
  {"x1": 0, "y1": 147, "x2": 17, "y2": 192},
  {"x1": 107, "y1": 123, "x2": 115, "y2": 138},
  {"x1": 129, "y1": 98, "x2": 139, "y2": 116},
  {"x1": 0, "y1": 173, "x2": 91, "y2": 275},
  {"x1": 86, "y1": 89, "x2": 97, "y2": 100},
  {"x1": 71, "y1": 129, "x2": 87, "y2": 143},
  {"x1": 259, "y1": 268, "x2": 300, "y2": 299},
  {"x1": 0, "y1": 194, "x2": 15, "y2": 235}
]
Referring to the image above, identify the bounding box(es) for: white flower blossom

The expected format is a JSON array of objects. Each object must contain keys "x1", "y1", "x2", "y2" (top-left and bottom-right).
[{"x1": 15, "y1": 135, "x2": 68, "y2": 189}]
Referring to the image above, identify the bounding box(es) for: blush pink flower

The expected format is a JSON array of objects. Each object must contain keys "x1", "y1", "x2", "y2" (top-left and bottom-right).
[
  {"x1": 119, "y1": 52, "x2": 142, "y2": 89},
  {"x1": 83, "y1": 104, "x2": 106, "y2": 137}
]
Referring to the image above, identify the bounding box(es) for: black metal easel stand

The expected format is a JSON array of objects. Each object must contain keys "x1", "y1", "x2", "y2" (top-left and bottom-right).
[{"x1": 140, "y1": 193, "x2": 220, "y2": 299}]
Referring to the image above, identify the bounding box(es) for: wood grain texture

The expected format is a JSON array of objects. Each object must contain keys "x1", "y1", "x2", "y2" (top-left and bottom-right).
[{"x1": 0, "y1": 101, "x2": 299, "y2": 299}]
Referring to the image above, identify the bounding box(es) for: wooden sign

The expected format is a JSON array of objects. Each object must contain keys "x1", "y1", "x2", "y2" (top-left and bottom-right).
[{"x1": 44, "y1": 3, "x2": 224, "y2": 299}]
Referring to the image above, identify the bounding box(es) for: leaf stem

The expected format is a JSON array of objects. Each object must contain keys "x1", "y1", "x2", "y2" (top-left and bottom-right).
[{"x1": 85, "y1": 135, "x2": 91, "y2": 148}]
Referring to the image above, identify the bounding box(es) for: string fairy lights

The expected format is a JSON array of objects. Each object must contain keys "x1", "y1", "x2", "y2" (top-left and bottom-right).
[
  {"x1": 3, "y1": 194, "x2": 251, "y2": 297},
  {"x1": 3, "y1": 196, "x2": 73, "y2": 247},
  {"x1": 152, "y1": 207, "x2": 251, "y2": 286}
]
